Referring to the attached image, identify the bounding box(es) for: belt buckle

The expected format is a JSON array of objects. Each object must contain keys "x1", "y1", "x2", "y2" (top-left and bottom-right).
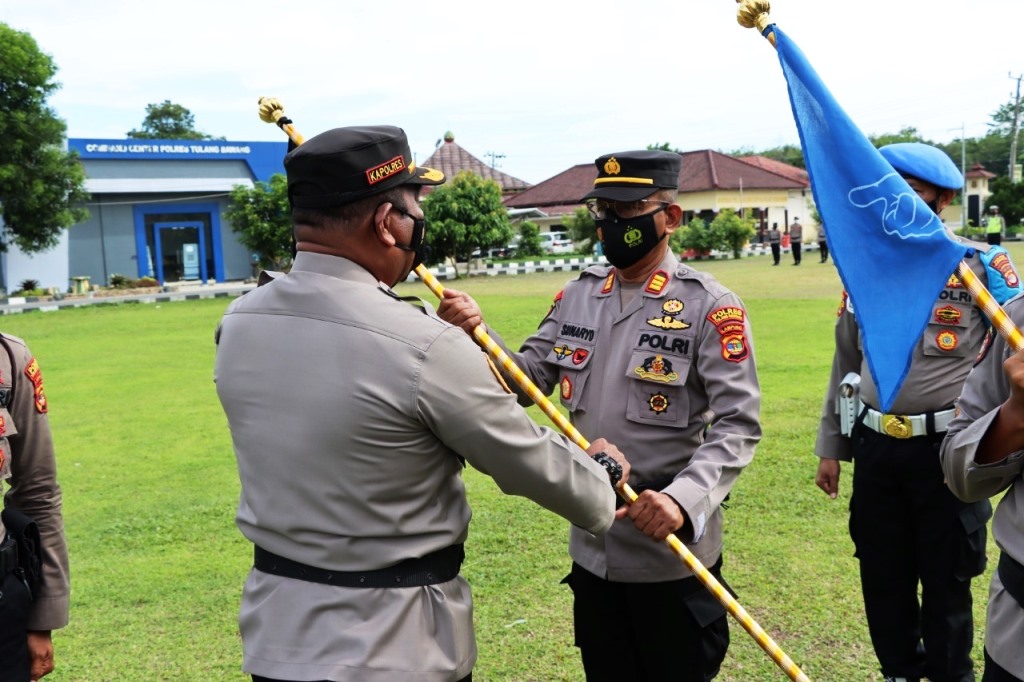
[{"x1": 881, "y1": 414, "x2": 912, "y2": 439}]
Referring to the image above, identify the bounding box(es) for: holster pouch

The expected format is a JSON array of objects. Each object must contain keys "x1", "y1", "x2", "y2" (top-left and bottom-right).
[
  {"x1": 837, "y1": 372, "x2": 861, "y2": 437},
  {"x1": 0, "y1": 506, "x2": 42, "y2": 601}
]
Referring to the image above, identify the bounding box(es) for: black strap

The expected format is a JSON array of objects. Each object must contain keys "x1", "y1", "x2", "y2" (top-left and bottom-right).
[
  {"x1": 0, "y1": 535, "x2": 17, "y2": 576},
  {"x1": 998, "y1": 551, "x2": 1024, "y2": 609},
  {"x1": 254, "y1": 543, "x2": 464, "y2": 588}
]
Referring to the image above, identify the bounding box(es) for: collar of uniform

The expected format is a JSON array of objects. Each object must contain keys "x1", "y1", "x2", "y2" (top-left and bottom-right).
[{"x1": 290, "y1": 251, "x2": 381, "y2": 287}]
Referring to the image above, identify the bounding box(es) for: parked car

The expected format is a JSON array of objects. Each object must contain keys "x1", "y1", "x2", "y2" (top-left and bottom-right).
[{"x1": 539, "y1": 231, "x2": 574, "y2": 255}]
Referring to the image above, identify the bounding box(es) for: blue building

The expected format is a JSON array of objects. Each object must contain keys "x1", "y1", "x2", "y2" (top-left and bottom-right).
[{"x1": 0, "y1": 138, "x2": 287, "y2": 293}]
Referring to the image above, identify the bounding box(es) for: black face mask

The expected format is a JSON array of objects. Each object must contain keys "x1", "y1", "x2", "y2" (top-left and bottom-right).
[
  {"x1": 392, "y1": 207, "x2": 428, "y2": 269},
  {"x1": 597, "y1": 205, "x2": 668, "y2": 269}
]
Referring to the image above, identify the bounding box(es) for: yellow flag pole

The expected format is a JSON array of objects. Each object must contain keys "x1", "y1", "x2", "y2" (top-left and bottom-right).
[
  {"x1": 735, "y1": 0, "x2": 1024, "y2": 355},
  {"x1": 259, "y1": 97, "x2": 811, "y2": 682}
]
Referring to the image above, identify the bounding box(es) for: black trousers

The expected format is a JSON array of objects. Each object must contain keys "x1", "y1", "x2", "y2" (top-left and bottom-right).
[
  {"x1": 819, "y1": 241, "x2": 828, "y2": 262},
  {"x1": 564, "y1": 560, "x2": 730, "y2": 682},
  {"x1": 984, "y1": 648, "x2": 1023, "y2": 681},
  {"x1": 850, "y1": 424, "x2": 988, "y2": 682},
  {"x1": 791, "y1": 241, "x2": 802, "y2": 263},
  {"x1": 0, "y1": 568, "x2": 32, "y2": 682},
  {"x1": 988, "y1": 233, "x2": 1002, "y2": 246},
  {"x1": 770, "y1": 243, "x2": 780, "y2": 264}
]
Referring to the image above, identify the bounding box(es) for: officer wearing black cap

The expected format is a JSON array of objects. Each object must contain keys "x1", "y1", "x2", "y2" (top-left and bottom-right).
[
  {"x1": 815, "y1": 142, "x2": 1023, "y2": 682},
  {"x1": 438, "y1": 150, "x2": 761, "y2": 681},
  {"x1": 214, "y1": 125, "x2": 630, "y2": 682}
]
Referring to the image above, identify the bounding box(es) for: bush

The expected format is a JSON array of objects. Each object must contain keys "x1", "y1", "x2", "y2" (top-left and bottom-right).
[
  {"x1": 136, "y1": 277, "x2": 160, "y2": 288},
  {"x1": 18, "y1": 278, "x2": 40, "y2": 293},
  {"x1": 109, "y1": 273, "x2": 134, "y2": 289},
  {"x1": 673, "y1": 218, "x2": 715, "y2": 254}
]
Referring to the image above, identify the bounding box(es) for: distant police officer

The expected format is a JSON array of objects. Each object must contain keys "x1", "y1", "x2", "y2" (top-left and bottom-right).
[
  {"x1": 815, "y1": 142, "x2": 1022, "y2": 682},
  {"x1": 439, "y1": 150, "x2": 761, "y2": 681},
  {"x1": 986, "y1": 205, "x2": 1006, "y2": 247},
  {"x1": 942, "y1": 306, "x2": 1024, "y2": 681},
  {"x1": 818, "y1": 223, "x2": 829, "y2": 264},
  {"x1": 0, "y1": 333, "x2": 69, "y2": 682},
  {"x1": 768, "y1": 223, "x2": 782, "y2": 266},
  {"x1": 789, "y1": 217, "x2": 803, "y2": 265},
  {"x1": 215, "y1": 125, "x2": 630, "y2": 682}
]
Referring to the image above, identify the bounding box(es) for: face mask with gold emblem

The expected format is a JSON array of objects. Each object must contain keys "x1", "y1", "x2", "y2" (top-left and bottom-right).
[{"x1": 597, "y1": 206, "x2": 668, "y2": 269}]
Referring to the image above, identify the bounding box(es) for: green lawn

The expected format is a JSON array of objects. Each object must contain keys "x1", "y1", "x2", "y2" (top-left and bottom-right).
[{"x1": 5, "y1": 244, "x2": 1022, "y2": 681}]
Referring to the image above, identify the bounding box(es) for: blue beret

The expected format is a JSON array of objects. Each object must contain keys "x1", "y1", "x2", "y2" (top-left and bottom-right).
[{"x1": 878, "y1": 142, "x2": 963, "y2": 190}]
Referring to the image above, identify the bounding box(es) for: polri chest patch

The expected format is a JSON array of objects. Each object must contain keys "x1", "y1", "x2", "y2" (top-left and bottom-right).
[{"x1": 634, "y1": 354, "x2": 679, "y2": 383}]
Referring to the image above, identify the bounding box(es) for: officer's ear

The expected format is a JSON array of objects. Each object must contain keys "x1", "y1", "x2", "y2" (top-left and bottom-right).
[
  {"x1": 663, "y1": 203, "x2": 684, "y2": 232},
  {"x1": 935, "y1": 188, "x2": 956, "y2": 213},
  {"x1": 373, "y1": 202, "x2": 398, "y2": 247}
]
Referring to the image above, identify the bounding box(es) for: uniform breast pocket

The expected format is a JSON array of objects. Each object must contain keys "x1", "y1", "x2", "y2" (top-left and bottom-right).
[
  {"x1": 544, "y1": 336, "x2": 596, "y2": 412},
  {"x1": 921, "y1": 322, "x2": 970, "y2": 358},
  {"x1": 624, "y1": 350, "x2": 690, "y2": 427}
]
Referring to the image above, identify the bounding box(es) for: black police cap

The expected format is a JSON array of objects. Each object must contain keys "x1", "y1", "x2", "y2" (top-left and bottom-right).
[
  {"x1": 582, "y1": 150, "x2": 682, "y2": 202},
  {"x1": 285, "y1": 125, "x2": 445, "y2": 208}
]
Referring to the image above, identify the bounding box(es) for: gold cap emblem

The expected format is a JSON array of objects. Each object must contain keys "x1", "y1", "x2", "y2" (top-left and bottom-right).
[{"x1": 603, "y1": 157, "x2": 621, "y2": 175}]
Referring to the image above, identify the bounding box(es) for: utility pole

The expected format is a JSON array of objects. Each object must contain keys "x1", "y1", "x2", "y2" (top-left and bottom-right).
[
  {"x1": 1010, "y1": 72, "x2": 1022, "y2": 183},
  {"x1": 949, "y1": 124, "x2": 967, "y2": 230},
  {"x1": 485, "y1": 151, "x2": 505, "y2": 169}
]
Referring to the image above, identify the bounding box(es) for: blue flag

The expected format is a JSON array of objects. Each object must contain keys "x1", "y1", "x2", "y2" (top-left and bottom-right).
[{"x1": 773, "y1": 26, "x2": 969, "y2": 412}]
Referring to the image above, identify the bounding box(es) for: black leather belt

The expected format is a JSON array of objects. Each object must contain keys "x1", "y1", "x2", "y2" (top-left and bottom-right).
[
  {"x1": 0, "y1": 535, "x2": 18, "y2": 577},
  {"x1": 254, "y1": 543, "x2": 464, "y2": 588},
  {"x1": 998, "y1": 551, "x2": 1024, "y2": 609}
]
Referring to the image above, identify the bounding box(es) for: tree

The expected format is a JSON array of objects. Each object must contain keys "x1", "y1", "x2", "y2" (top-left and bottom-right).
[
  {"x1": 673, "y1": 217, "x2": 715, "y2": 256},
  {"x1": 127, "y1": 100, "x2": 220, "y2": 140},
  {"x1": 711, "y1": 209, "x2": 756, "y2": 259},
  {"x1": 562, "y1": 206, "x2": 598, "y2": 254},
  {"x1": 867, "y1": 126, "x2": 927, "y2": 148},
  {"x1": 515, "y1": 220, "x2": 543, "y2": 257},
  {"x1": 224, "y1": 174, "x2": 293, "y2": 270},
  {"x1": 671, "y1": 211, "x2": 755, "y2": 259},
  {"x1": 729, "y1": 143, "x2": 805, "y2": 169},
  {"x1": 421, "y1": 171, "x2": 513, "y2": 277},
  {"x1": 0, "y1": 23, "x2": 89, "y2": 252}
]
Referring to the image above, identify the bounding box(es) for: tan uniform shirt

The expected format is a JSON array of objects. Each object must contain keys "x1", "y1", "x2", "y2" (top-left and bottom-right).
[
  {"x1": 816, "y1": 245, "x2": 992, "y2": 460},
  {"x1": 789, "y1": 222, "x2": 803, "y2": 242},
  {"x1": 0, "y1": 333, "x2": 70, "y2": 630},
  {"x1": 768, "y1": 228, "x2": 781, "y2": 245},
  {"x1": 215, "y1": 252, "x2": 616, "y2": 681},
  {"x1": 941, "y1": 292, "x2": 1024, "y2": 676},
  {"x1": 490, "y1": 250, "x2": 761, "y2": 582}
]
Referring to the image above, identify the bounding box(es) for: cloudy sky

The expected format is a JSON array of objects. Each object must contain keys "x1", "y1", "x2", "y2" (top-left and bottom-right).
[{"x1": 4, "y1": 0, "x2": 1021, "y2": 184}]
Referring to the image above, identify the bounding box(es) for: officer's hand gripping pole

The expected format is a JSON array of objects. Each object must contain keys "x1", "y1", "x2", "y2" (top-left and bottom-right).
[
  {"x1": 258, "y1": 96, "x2": 811, "y2": 682},
  {"x1": 736, "y1": 0, "x2": 1024, "y2": 356}
]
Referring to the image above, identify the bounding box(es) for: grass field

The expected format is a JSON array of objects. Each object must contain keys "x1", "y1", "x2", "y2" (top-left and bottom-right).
[{"x1": 5, "y1": 244, "x2": 1023, "y2": 681}]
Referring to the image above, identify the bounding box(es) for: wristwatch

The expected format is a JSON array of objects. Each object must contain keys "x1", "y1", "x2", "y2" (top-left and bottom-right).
[{"x1": 591, "y1": 451, "x2": 623, "y2": 487}]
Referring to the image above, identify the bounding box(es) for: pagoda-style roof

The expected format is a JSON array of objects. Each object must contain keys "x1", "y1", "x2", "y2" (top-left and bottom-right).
[{"x1": 421, "y1": 132, "x2": 531, "y2": 196}]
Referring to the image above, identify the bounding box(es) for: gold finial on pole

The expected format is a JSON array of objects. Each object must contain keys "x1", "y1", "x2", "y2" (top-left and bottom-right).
[
  {"x1": 736, "y1": 0, "x2": 776, "y2": 46},
  {"x1": 257, "y1": 96, "x2": 305, "y2": 146}
]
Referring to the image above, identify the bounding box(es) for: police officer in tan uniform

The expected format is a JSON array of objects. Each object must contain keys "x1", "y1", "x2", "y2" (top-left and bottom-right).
[
  {"x1": 789, "y1": 217, "x2": 803, "y2": 265},
  {"x1": 0, "y1": 333, "x2": 69, "y2": 682},
  {"x1": 768, "y1": 223, "x2": 782, "y2": 265},
  {"x1": 215, "y1": 125, "x2": 630, "y2": 682},
  {"x1": 942, "y1": 298, "x2": 1024, "y2": 681},
  {"x1": 815, "y1": 142, "x2": 1022, "y2": 682},
  {"x1": 439, "y1": 150, "x2": 761, "y2": 681}
]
